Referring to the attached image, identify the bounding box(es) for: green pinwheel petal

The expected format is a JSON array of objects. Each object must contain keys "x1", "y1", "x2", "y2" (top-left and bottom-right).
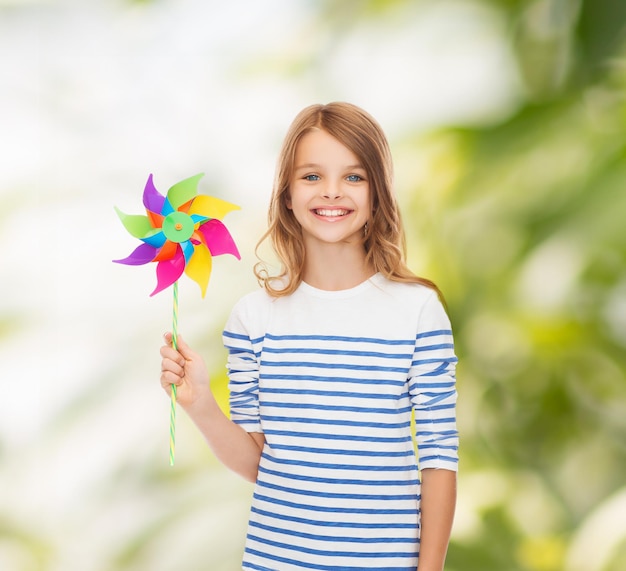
[
  {"x1": 114, "y1": 207, "x2": 154, "y2": 238},
  {"x1": 166, "y1": 173, "x2": 204, "y2": 210}
]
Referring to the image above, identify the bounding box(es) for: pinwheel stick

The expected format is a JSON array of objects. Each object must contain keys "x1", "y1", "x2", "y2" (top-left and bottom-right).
[
  {"x1": 113, "y1": 173, "x2": 241, "y2": 466},
  {"x1": 170, "y1": 281, "x2": 179, "y2": 466}
]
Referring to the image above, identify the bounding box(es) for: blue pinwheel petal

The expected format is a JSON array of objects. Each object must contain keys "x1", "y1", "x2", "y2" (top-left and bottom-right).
[
  {"x1": 181, "y1": 240, "x2": 195, "y2": 263},
  {"x1": 190, "y1": 214, "x2": 209, "y2": 224},
  {"x1": 161, "y1": 197, "x2": 175, "y2": 216},
  {"x1": 142, "y1": 229, "x2": 167, "y2": 248}
]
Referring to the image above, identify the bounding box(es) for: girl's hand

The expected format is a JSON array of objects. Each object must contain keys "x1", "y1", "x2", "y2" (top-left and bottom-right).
[{"x1": 159, "y1": 332, "x2": 210, "y2": 409}]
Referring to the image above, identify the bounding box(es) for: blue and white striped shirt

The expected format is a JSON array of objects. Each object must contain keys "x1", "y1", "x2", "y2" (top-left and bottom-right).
[{"x1": 223, "y1": 273, "x2": 458, "y2": 570}]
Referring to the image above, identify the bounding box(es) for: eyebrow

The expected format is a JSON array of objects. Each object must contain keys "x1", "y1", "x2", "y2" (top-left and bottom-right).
[{"x1": 293, "y1": 163, "x2": 366, "y2": 171}]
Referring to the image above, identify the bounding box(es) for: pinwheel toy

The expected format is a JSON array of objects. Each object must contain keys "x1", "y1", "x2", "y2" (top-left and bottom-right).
[{"x1": 114, "y1": 173, "x2": 240, "y2": 465}]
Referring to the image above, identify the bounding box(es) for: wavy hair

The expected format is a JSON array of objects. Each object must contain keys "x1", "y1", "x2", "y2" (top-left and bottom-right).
[{"x1": 254, "y1": 102, "x2": 441, "y2": 298}]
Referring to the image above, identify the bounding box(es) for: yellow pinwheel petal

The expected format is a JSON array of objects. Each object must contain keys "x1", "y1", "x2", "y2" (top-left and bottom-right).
[
  {"x1": 185, "y1": 244, "x2": 213, "y2": 297},
  {"x1": 188, "y1": 195, "x2": 240, "y2": 220}
]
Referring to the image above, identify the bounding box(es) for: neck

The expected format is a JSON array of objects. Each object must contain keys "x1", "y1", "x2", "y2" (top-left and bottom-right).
[{"x1": 302, "y1": 240, "x2": 375, "y2": 291}]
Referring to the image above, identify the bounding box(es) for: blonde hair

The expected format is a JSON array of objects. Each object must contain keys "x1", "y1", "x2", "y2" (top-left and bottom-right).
[{"x1": 254, "y1": 102, "x2": 441, "y2": 298}]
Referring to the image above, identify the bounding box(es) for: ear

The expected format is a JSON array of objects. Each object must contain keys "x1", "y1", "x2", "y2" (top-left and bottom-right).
[{"x1": 285, "y1": 192, "x2": 292, "y2": 210}]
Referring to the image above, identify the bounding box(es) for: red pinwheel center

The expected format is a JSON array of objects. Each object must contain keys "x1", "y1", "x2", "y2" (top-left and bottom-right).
[{"x1": 162, "y1": 211, "x2": 195, "y2": 243}]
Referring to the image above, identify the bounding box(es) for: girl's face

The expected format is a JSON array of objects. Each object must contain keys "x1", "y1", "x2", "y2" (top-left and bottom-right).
[{"x1": 287, "y1": 128, "x2": 371, "y2": 250}]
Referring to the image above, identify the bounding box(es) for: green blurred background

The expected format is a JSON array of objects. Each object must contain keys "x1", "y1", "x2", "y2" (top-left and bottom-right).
[{"x1": 2, "y1": 0, "x2": 625, "y2": 570}]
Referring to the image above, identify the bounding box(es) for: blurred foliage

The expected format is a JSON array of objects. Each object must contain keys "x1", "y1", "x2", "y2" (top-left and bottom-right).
[
  {"x1": 398, "y1": 1, "x2": 626, "y2": 570},
  {"x1": 2, "y1": 0, "x2": 625, "y2": 570}
]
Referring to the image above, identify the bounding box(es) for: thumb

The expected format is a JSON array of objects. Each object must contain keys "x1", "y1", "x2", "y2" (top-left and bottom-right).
[{"x1": 172, "y1": 334, "x2": 195, "y2": 360}]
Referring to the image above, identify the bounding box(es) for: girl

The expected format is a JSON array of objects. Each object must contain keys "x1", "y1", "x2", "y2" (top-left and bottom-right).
[{"x1": 160, "y1": 102, "x2": 458, "y2": 571}]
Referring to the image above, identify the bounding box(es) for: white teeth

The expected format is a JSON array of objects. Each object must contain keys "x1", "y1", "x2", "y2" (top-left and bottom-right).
[{"x1": 315, "y1": 209, "x2": 348, "y2": 217}]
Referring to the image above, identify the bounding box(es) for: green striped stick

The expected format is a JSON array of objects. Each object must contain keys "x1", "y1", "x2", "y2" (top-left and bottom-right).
[{"x1": 170, "y1": 280, "x2": 179, "y2": 466}]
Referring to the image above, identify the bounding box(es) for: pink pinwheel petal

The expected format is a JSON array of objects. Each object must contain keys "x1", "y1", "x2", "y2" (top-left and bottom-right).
[
  {"x1": 142, "y1": 174, "x2": 166, "y2": 215},
  {"x1": 197, "y1": 219, "x2": 241, "y2": 259},
  {"x1": 113, "y1": 242, "x2": 157, "y2": 265},
  {"x1": 150, "y1": 250, "x2": 185, "y2": 296}
]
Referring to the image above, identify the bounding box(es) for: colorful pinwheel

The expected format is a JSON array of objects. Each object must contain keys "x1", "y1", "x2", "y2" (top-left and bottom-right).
[
  {"x1": 113, "y1": 173, "x2": 240, "y2": 466},
  {"x1": 113, "y1": 173, "x2": 240, "y2": 296}
]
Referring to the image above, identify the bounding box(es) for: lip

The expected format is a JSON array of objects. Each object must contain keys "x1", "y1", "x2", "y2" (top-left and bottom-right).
[{"x1": 311, "y1": 207, "x2": 353, "y2": 221}]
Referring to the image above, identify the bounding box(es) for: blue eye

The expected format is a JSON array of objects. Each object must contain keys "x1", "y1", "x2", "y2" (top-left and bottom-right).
[
  {"x1": 346, "y1": 174, "x2": 362, "y2": 182},
  {"x1": 304, "y1": 174, "x2": 320, "y2": 181}
]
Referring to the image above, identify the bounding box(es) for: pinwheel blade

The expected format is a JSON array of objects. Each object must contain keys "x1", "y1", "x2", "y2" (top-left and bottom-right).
[
  {"x1": 190, "y1": 214, "x2": 208, "y2": 224},
  {"x1": 143, "y1": 229, "x2": 167, "y2": 248},
  {"x1": 114, "y1": 173, "x2": 240, "y2": 299},
  {"x1": 188, "y1": 195, "x2": 240, "y2": 220},
  {"x1": 198, "y1": 219, "x2": 241, "y2": 258},
  {"x1": 153, "y1": 240, "x2": 178, "y2": 262},
  {"x1": 142, "y1": 174, "x2": 166, "y2": 215},
  {"x1": 151, "y1": 251, "x2": 185, "y2": 296},
  {"x1": 185, "y1": 244, "x2": 212, "y2": 298},
  {"x1": 113, "y1": 242, "x2": 157, "y2": 265},
  {"x1": 167, "y1": 173, "x2": 204, "y2": 211},
  {"x1": 147, "y1": 210, "x2": 164, "y2": 228},
  {"x1": 114, "y1": 208, "x2": 154, "y2": 238},
  {"x1": 181, "y1": 240, "x2": 195, "y2": 263}
]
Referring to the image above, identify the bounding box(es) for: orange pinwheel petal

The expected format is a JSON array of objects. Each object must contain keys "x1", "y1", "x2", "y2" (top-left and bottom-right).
[
  {"x1": 153, "y1": 240, "x2": 178, "y2": 262},
  {"x1": 147, "y1": 210, "x2": 164, "y2": 228}
]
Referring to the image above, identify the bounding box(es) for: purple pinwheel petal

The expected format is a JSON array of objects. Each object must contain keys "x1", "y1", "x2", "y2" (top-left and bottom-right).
[
  {"x1": 198, "y1": 219, "x2": 241, "y2": 259},
  {"x1": 150, "y1": 249, "x2": 185, "y2": 296},
  {"x1": 113, "y1": 242, "x2": 158, "y2": 265},
  {"x1": 142, "y1": 174, "x2": 166, "y2": 215}
]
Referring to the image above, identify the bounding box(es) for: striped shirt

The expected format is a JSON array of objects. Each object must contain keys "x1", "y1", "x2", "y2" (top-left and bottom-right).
[{"x1": 223, "y1": 273, "x2": 458, "y2": 570}]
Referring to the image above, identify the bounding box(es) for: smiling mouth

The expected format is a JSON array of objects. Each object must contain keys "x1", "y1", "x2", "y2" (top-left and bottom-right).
[{"x1": 313, "y1": 208, "x2": 350, "y2": 217}]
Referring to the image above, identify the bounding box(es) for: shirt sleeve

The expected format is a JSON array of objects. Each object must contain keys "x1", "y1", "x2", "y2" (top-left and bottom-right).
[
  {"x1": 408, "y1": 290, "x2": 459, "y2": 471},
  {"x1": 222, "y1": 299, "x2": 263, "y2": 433}
]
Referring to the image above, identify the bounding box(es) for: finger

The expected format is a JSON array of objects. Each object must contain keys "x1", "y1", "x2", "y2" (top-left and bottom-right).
[
  {"x1": 160, "y1": 344, "x2": 178, "y2": 360},
  {"x1": 160, "y1": 355, "x2": 185, "y2": 376},
  {"x1": 160, "y1": 372, "x2": 171, "y2": 391},
  {"x1": 165, "y1": 331, "x2": 184, "y2": 351},
  {"x1": 160, "y1": 369, "x2": 182, "y2": 389},
  {"x1": 173, "y1": 334, "x2": 196, "y2": 361},
  {"x1": 160, "y1": 377, "x2": 175, "y2": 397},
  {"x1": 160, "y1": 345, "x2": 186, "y2": 368}
]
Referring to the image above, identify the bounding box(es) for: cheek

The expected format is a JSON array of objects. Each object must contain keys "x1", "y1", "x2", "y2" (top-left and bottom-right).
[{"x1": 361, "y1": 188, "x2": 372, "y2": 213}]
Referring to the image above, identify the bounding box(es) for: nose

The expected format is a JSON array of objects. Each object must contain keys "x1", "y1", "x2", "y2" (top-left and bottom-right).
[{"x1": 322, "y1": 180, "x2": 342, "y2": 200}]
